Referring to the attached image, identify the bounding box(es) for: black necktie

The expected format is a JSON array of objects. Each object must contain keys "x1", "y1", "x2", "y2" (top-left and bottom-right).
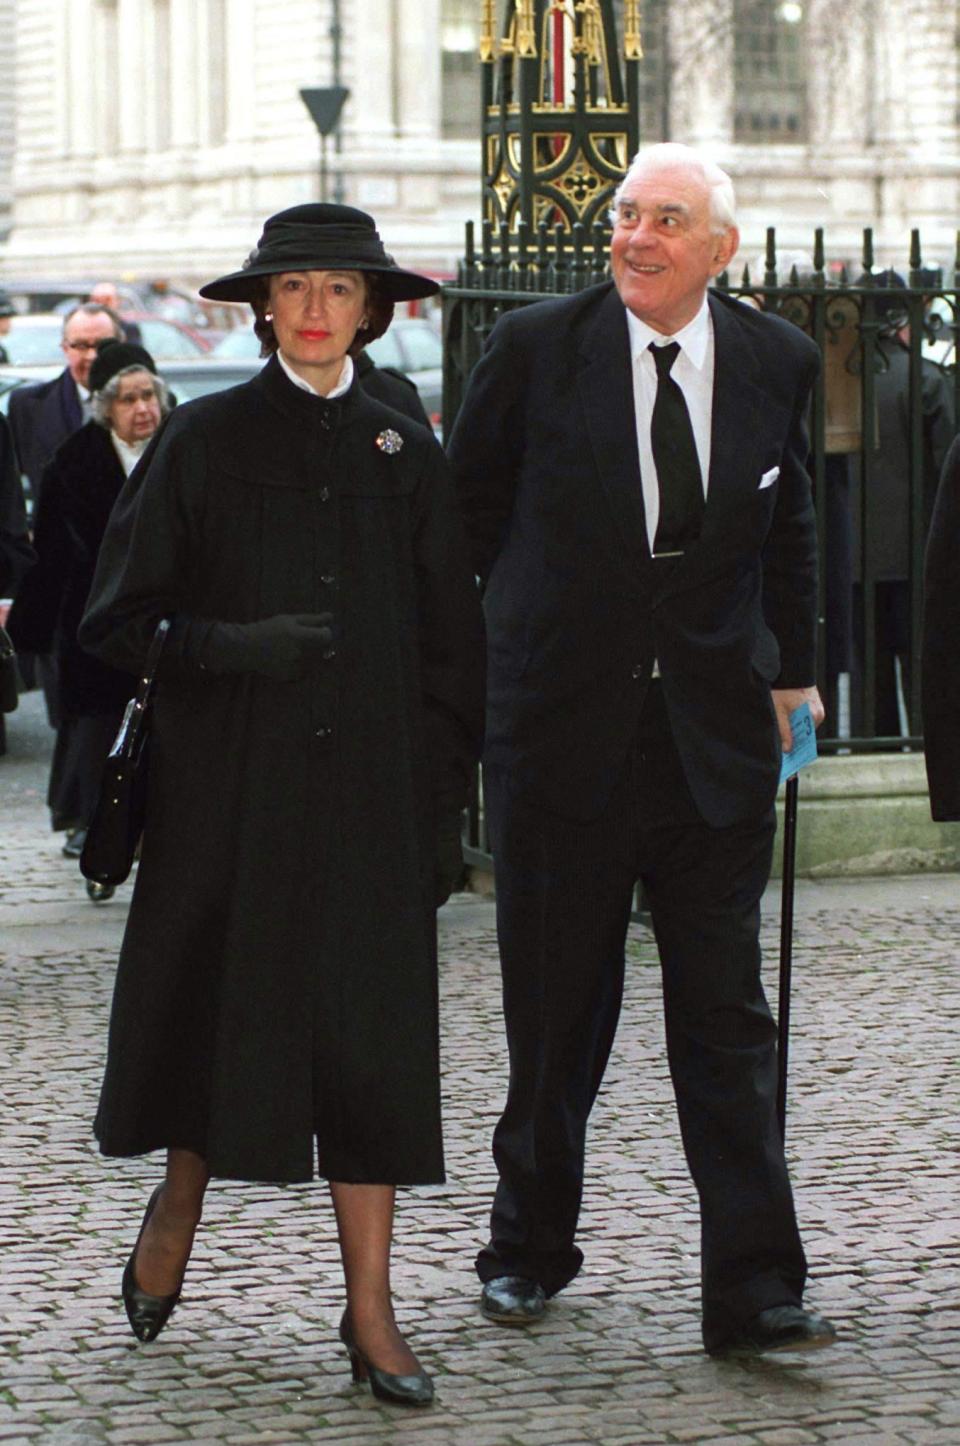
[{"x1": 649, "y1": 341, "x2": 704, "y2": 554}]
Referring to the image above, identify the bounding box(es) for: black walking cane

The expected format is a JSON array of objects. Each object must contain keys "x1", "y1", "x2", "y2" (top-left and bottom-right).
[{"x1": 776, "y1": 773, "x2": 800, "y2": 1138}]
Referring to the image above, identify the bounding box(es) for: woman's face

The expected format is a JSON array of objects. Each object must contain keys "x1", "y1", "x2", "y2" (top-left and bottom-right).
[
  {"x1": 108, "y1": 370, "x2": 161, "y2": 446},
  {"x1": 267, "y1": 270, "x2": 367, "y2": 392}
]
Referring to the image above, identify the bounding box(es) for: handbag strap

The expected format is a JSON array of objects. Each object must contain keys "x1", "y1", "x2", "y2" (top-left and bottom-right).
[{"x1": 134, "y1": 618, "x2": 170, "y2": 710}]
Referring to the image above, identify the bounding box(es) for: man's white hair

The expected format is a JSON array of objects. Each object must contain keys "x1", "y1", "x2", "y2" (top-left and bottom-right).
[{"x1": 611, "y1": 143, "x2": 737, "y2": 234}]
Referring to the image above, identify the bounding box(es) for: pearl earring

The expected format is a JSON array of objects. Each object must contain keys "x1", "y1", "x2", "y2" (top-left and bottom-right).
[{"x1": 265, "y1": 312, "x2": 273, "y2": 322}]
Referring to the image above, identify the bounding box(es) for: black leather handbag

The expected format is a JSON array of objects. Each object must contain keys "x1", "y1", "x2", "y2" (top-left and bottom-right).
[
  {"x1": 0, "y1": 625, "x2": 18, "y2": 713},
  {"x1": 80, "y1": 619, "x2": 169, "y2": 887}
]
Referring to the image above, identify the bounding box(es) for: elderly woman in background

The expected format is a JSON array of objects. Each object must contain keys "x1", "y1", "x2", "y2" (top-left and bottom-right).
[
  {"x1": 7, "y1": 342, "x2": 169, "y2": 897},
  {"x1": 78, "y1": 205, "x2": 485, "y2": 1406},
  {"x1": 922, "y1": 436, "x2": 960, "y2": 821}
]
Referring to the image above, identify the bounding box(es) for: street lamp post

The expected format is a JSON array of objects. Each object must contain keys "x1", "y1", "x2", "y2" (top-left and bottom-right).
[{"x1": 299, "y1": 86, "x2": 350, "y2": 203}]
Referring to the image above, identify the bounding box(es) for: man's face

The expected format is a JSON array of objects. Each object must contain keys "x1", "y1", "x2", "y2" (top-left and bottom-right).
[
  {"x1": 610, "y1": 161, "x2": 739, "y2": 336},
  {"x1": 61, "y1": 311, "x2": 118, "y2": 387},
  {"x1": 90, "y1": 283, "x2": 120, "y2": 309}
]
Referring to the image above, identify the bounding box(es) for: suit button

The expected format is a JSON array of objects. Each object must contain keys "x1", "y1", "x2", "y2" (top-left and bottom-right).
[
  {"x1": 318, "y1": 486, "x2": 330, "y2": 502},
  {"x1": 631, "y1": 664, "x2": 645, "y2": 679},
  {"x1": 320, "y1": 573, "x2": 336, "y2": 586},
  {"x1": 322, "y1": 648, "x2": 336, "y2": 661},
  {"x1": 314, "y1": 725, "x2": 332, "y2": 739},
  {"x1": 319, "y1": 413, "x2": 333, "y2": 431}
]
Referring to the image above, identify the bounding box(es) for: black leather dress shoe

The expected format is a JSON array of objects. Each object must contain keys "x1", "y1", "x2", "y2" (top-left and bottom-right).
[
  {"x1": 709, "y1": 1304, "x2": 837, "y2": 1358},
  {"x1": 480, "y1": 1276, "x2": 547, "y2": 1325}
]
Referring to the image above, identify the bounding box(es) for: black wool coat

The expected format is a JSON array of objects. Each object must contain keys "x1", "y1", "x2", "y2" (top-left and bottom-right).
[
  {"x1": 6, "y1": 421, "x2": 133, "y2": 719},
  {"x1": 8, "y1": 367, "x2": 83, "y2": 503},
  {"x1": 922, "y1": 435, "x2": 960, "y2": 821},
  {"x1": 79, "y1": 357, "x2": 486, "y2": 1184}
]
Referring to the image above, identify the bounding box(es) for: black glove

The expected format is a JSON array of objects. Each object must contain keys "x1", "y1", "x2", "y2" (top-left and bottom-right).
[
  {"x1": 435, "y1": 812, "x2": 464, "y2": 909},
  {"x1": 196, "y1": 614, "x2": 334, "y2": 682}
]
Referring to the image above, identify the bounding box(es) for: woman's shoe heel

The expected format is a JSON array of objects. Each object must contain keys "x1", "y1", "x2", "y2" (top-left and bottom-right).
[
  {"x1": 121, "y1": 1184, "x2": 184, "y2": 1343},
  {"x1": 339, "y1": 1311, "x2": 434, "y2": 1407}
]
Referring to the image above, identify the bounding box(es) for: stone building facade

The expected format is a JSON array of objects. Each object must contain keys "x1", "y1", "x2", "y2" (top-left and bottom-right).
[{"x1": 1, "y1": 0, "x2": 958, "y2": 286}]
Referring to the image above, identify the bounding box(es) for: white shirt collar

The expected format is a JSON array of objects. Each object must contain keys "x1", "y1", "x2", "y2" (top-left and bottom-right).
[
  {"x1": 110, "y1": 430, "x2": 150, "y2": 476},
  {"x1": 625, "y1": 294, "x2": 711, "y2": 371},
  {"x1": 277, "y1": 350, "x2": 354, "y2": 398}
]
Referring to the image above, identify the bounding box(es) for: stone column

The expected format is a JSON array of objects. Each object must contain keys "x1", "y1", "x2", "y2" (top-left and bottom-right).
[
  {"x1": 116, "y1": 0, "x2": 147, "y2": 154},
  {"x1": 169, "y1": 0, "x2": 199, "y2": 148},
  {"x1": 351, "y1": 0, "x2": 397, "y2": 141},
  {"x1": 396, "y1": 0, "x2": 439, "y2": 141}
]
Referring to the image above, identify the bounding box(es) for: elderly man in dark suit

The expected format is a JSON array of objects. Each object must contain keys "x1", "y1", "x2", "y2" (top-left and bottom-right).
[
  {"x1": 8, "y1": 302, "x2": 123, "y2": 507},
  {"x1": 449, "y1": 142, "x2": 835, "y2": 1357}
]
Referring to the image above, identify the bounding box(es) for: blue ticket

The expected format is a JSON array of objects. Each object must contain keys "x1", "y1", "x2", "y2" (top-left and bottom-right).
[{"x1": 779, "y1": 701, "x2": 818, "y2": 784}]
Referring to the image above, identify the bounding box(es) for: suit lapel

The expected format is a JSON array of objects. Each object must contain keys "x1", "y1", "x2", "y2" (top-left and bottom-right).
[
  {"x1": 576, "y1": 285, "x2": 650, "y2": 571},
  {"x1": 704, "y1": 292, "x2": 766, "y2": 520},
  {"x1": 58, "y1": 368, "x2": 83, "y2": 435}
]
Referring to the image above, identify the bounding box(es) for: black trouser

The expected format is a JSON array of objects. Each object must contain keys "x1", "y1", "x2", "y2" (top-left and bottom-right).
[{"x1": 477, "y1": 683, "x2": 807, "y2": 1350}]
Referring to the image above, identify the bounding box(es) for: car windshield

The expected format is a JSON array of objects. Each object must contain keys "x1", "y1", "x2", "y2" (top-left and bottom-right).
[
  {"x1": 136, "y1": 320, "x2": 205, "y2": 359},
  {"x1": 397, "y1": 324, "x2": 442, "y2": 371},
  {"x1": 364, "y1": 331, "x2": 404, "y2": 370},
  {"x1": 214, "y1": 327, "x2": 261, "y2": 358},
  {"x1": 3, "y1": 322, "x2": 63, "y2": 365}
]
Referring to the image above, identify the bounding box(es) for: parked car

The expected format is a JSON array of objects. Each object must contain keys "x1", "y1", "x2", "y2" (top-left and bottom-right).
[
  {"x1": 0, "y1": 313, "x2": 211, "y2": 367},
  {"x1": 213, "y1": 316, "x2": 444, "y2": 427}
]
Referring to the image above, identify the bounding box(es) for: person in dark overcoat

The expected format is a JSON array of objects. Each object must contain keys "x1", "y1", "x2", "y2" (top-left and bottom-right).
[
  {"x1": 6, "y1": 341, "x2": 168, "y2": 881},
  {"x1": 0, "y1": 412, "x2": 34, "y2": 598},
  {"x1": 0, "y1": 412, "x2": 35, "y2": 757},
  {"x1": 851, "y1": 272, "x2": 954, "y2": 735},
  {"x1": 922, "y1": 435, "x2": 960, "y2": 820},
  {"x1": 7, "y1": 302, "x2": 125, "y2": 732},
  {"x1": 78, "y1": 205, "x2": 485, "y2": 1407},
  {"x1": 449, "y1": 142, "x2": 834, "y2": 1357}
]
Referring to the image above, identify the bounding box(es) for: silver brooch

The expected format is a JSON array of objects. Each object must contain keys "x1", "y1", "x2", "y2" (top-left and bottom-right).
[{"x1": 375, "y1": 428, "x2": 403, "y2": 455}]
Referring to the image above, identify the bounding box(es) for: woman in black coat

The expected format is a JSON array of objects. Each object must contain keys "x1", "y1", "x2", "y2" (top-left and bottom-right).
[
  {"x1": 922, "y1": 435, "x2": 960, "y2": 820},
  {"x1": 78, "y1": 205, "x2": 485, "y2": 1405},
  {"x1": 6, "y1": 342, "x2": 168, "y2": 890}
]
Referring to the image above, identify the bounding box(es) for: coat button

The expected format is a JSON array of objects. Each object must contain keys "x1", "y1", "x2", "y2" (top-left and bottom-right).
[
  {"x1": 323, "y1": 648, "x2": 336, "y2": 661},
  {"x1": 314, "y1": 725, "x2": 332, "y2": 739},
  {"x1": 631, "y1": 664, "x2": 645, "y2": 679},
  {"x1": 320, "y1": 573, "x2": 336, "y2": 586},
  {"x1": 319, "y1": 412, "x2": 333, "y2": 431},
  {"x1": 319, "y1": 486, "x2": 330, "y2": 502}
]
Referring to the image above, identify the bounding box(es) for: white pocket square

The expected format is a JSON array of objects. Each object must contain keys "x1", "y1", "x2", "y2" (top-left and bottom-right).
[{"x1": 758, "y1": 466, "x2": 780, "y2": 490}]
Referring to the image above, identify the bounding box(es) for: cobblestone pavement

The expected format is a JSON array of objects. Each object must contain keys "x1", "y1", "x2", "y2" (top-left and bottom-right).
[{"x1": 2, "y1": 695, "x2": 959, "y2": 1445}]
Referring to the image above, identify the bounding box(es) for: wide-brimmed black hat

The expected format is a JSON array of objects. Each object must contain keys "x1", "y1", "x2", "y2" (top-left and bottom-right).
[
  {"x1": 88, "y1": 338, "x2": 158, "y2": 395},
  {"x1": 198, "y1": 204, "x2": 440, "y2": 303}
]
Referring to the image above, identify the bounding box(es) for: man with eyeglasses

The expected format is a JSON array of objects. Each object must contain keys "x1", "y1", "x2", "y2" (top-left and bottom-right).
[
  {"x1": 7, "y1": 303, "x2": 124, "y2": 756},
  {"x1": 9, "y1": 303, "x2": 124, "y2": 509}
]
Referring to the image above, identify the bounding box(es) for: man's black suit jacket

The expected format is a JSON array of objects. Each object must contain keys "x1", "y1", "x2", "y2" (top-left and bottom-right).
[
  {"x1": 448, "y1": 282, "x2": 820, "y2": 827},
  {"x1": 8, "y1": 368, "x2": 83, "y2": 504}
]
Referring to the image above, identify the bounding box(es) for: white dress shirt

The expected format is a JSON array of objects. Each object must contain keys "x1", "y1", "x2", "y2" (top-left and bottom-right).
[
  {"x1": 277, "y1": 350, "x2": 354, "y2": 399},
  {"x1": 625, "y1": 296, "x2": 715, "y2": 553}
]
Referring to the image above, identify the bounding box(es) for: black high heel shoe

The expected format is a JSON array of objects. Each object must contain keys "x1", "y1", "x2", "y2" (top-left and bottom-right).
[
  {"x1": 339, "y1": 1311, "x2": 434, "y2": 1407},
  {"x1": 121, "y1": 1184, "x2": 183, "y2": 1343}
]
